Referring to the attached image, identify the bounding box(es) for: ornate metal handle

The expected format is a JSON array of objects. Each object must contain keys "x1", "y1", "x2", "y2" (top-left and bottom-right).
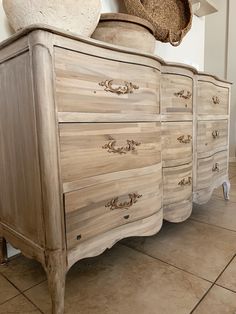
[
  {"x1": 105, "y1": 193, "x2": 142, "y2": 211},
  {"x1": 177, "y1": 135, "x2": 192, "y2": 144},
  {"x1": 212, "y1": 130, "x2": 220, "y2": 139},
  {"x1": 99, "y1": 79, "x2": 139, "y2": 95},
  {"x1": 212, "y1": 96, "x2": 220, "y2": 104},
  {"x1": 212, "y1": 163, "x2": 220, "y2": 172},
  {"x1": 178, "y1": 177, "x2": 192, "y2": 186},
  {"x1": 174, "y1": 90, "x2": 192, "y2": 99},
  {"x1": 102, "y1": 139, "x2": 141, "y2": 155}
]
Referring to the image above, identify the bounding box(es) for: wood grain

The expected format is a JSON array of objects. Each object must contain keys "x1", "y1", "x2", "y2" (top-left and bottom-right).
[
  {"x1": 161, "y1": 73, "x2": 193, "y2": 115},
  {"x1": 55, "y1": 47, "x2": 160, "y2": 121},
  {"x1": 65, "y1": 169, "x2": 162, "y2": 249},
  {"x1": 197, "y1": 120, "x2": 228, "y2": 157},
  {"x1": 163, "y1": 163, "x2": 192, "y2": 206},
  {"x1": 59, "y1": 122, "x2": 161, "y2": 186},
  {"x1": 196, "y1": 150, "x2": 228, "y2": 190},
  {"x1": 0, "y1": 52, "x2": 44, "y2": 246},
  {"x1": 162, "y1": 121, "x2": 193, "y2": 167},
  {"x1": 197, "y1": 81, "x2": 229, "y2": 115}
]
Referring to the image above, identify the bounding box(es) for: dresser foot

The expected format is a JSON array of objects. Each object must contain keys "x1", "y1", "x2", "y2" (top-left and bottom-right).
[
  {"x1": 45, "y1": 251, "x2": 66, "y2": 314},
  {"x1": 222, "y1": 179, "x2": 230, "y2": 201},
  {"x1": 0, "y1": 237, "x2": 8, "y2": 265}
]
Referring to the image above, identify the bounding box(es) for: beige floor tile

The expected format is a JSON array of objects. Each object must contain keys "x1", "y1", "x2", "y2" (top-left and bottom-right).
[
  {"x1": 0, "y1": 255, "x2": 46, "y2": 292},
  {"x1": 0, "y1": 294, "x2": 41, "y2": 314},
  {"x1": 213, "y1": 183, "x2": 236, "y2": 203},
  {"x1": 25, "y1": 245, "x2": 210, "y2": 314},
  {"x1": 192, "y1": 198, "x2": 236, "y2": 231},
  {"x1": 229, "y1": 162, "x2": 236, "y2": 167},
  {"x1": 0, "y1": 274, "x2": 19, "y2": 305},
  {"x1": 217, "y1": 256, "x2": 236, "y2": 292},
  {"x1": 123, "y1": 220, "x2": 236, "y2": 282},
  {"x1": 192, "y1": 285, "x2": 236, "y2": 314}
]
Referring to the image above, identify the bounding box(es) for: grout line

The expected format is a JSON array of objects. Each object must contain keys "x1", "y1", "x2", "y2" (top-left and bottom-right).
[
  {"x1": 21, "y1": 291, "x2": 44, "y2": 314},
  {"x1": 212, "y1": 195, "x2": 236, "y2": 204},
  {"x1": 22, "y1": 279, "x2": 47, "y2": 293},
  {"x1": 189, "y1": 253, "x2": 236, "y2": 313},
  {"x1": 215, "y1": 283, "x2": 236, "y2": 294},
  {"x1": 0, "y1": 268, "x2": 46, "y2": 313},
  {"x1": 120, "y1": 243, "x2": 213, "y2": 284},
  {"x1": 189, "y1": 217, "x2": 236, "y2": 233},
  {"x1": 0, "y1": 293, "x2": 21, "y2": 307}
]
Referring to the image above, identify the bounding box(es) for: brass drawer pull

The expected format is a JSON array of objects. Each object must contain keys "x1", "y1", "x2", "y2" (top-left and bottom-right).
[
  {"x1": 212, "y1": 163, "x2": 220, "y2": 172},
  {"x1": 99, "y1": 79, "x2": 139, "y2": 95},
  {"x1": 178, "y1": 177, "x2": 192, "y2": 186},
  {"x1": 105, "y1": 193, "x2": 142, "y2": 211},
  {"x1": 102, "y1": 139, "x2": 141, "y2": 155},
  {"x1": 212, "y1": 130, "x2": 220, "y2": 139},
  {"x1": 177, "y1": 135, "x2": 192, "y2": 144},
  {"x1": 174, "y1": 90, "x2": 192, "y2": 99},
  {"x1": 212, "y1": 96, "x2": 220, "y2": 104}
]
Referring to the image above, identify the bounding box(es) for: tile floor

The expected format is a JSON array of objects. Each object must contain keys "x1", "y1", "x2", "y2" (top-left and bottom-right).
[{"x1": 0, "y1": 163, "x2": 236, "y2": 314}]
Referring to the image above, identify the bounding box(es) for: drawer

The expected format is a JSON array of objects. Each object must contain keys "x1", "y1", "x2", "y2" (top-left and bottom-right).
[
  {"x1": 197, "y1": 81, "x2": 229, "y2": 115},
  {"x1": 197, "y1": 120, "x2": 228, "y2": 157},
  {"x1": 163, "y1": 163, "x2": 192, "y2": 207},
  {"x1": 196, "y1": 150, "x2": 228, "y2": 190},
  {"x1": 162, "y1": 121, "x2": 192, "y2": 167},
  {"x1": 65, "y1": 169, "x2": 162, "y2": 249},
  {"x1": 161, "y1": 74, "x2": 193, "y2": 114},
  {"x1": 55, "y1": 47, "x2": 160, "y2": 121},
  {"x1": 59, "y1": 122, "x2": 161, "y2": 189}
]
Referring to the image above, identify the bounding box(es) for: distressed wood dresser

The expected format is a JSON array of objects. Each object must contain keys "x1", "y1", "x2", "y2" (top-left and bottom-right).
[{"x1": 0, "y1": 26, "x2": 231, "y2": 313}]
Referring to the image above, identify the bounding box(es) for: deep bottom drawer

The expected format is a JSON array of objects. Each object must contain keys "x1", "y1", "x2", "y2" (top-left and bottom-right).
[
  {"x1": 163, "y1": 163, "x2": 192, "y2": 206},
  {"x1": 65, "y1": 166, "x2": 162, "y2": 249},
  {"x1": 197, "y1": 150, "x2": 228, "y2": 190}
]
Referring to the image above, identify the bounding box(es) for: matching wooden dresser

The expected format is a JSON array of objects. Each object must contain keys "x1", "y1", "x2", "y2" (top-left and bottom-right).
[{"x1": 0, "y1": 26, "x2": 231, "y2": 313}]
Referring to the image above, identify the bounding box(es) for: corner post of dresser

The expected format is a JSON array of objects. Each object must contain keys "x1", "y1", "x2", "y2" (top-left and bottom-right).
[{"x1": 28, "y1": 30, "x2": 66, "y2": 313}]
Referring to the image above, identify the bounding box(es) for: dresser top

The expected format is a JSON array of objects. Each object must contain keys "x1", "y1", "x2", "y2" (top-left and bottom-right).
[{"x1": 0, "y1": 24, "x2": 232, "y2": 85}]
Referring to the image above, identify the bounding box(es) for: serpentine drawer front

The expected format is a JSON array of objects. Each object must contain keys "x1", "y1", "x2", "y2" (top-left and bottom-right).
[
  {"x1": 196, "y1": 151, "x2": 228, "y2": 190},
  {"x1": 59, "y1": 122, "x2": 161, "y2": 191},
  {"x1": 55, "y1": 47, "x2": 160, "y2": 122},
  {"x1": 197, "y1": 120, "x2": 228, "y2": 157},
  {"x1": 0, "y1": 26, "x2": 231, "y2": 314},
  {"x1": 197, "y1": 81, "x2": 229, "y2": 115},
  {"x1": 65, "y1": 170, "x2": 162, "y2": 250},
  {"x1": 161, "y1": 74, "x2": 193, "y2": 114},
  {"x1": 162, "y1": 121, "x2": 193, "y2": 167}
]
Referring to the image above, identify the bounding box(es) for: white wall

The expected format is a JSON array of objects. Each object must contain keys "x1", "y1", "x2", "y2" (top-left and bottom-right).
[
  {"x1": 155, "y1": 16, "x2": 205, "y2": 70},
  {"x1": 205, "y1": 0, "x2": 236, "y2": 160},
  {"x1": 1, "y1": 0, "x2": 205, "y2": 71},
  {"x1": 101, "y1": 0, "x2": 205, "y2": 71}
]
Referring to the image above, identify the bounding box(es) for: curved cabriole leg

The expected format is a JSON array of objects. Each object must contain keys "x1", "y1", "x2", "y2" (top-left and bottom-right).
[
  {"x1": 0, "y1": 237, "x2": 8, "y2": 265},
  {"x1": 222, "y1": 179, "x2": 231, "y2": 200},
  {"x1": 45, "y1": 251, "x2": 66, "y2": 314}
]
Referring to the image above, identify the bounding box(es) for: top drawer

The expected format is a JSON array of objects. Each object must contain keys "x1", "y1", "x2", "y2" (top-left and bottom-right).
[
  {"x1": 54, "y1": 47, "x2": 160, "y2": 122},
  {"x1": 161, "y1": 74, "x2": 193, "y2": 115},
  {"x1": 197, "y1": 81, "x2": 229, "y2": 115}
]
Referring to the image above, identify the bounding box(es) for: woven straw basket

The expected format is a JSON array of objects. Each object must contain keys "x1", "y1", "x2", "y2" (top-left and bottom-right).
[{"x1": 123, "y1": 0, "x2": 193, "y2": 46}]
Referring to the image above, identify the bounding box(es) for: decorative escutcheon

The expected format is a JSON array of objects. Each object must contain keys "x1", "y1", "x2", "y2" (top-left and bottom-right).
[
  {"x1": 212, "y1": 130, "x2": 220, "y2": 139},
  {"x1": 99, "y1": 79, "x2": 139, "y2": 95},
  {"x1": 177, "y1": 135, "x2": 192, "y2": 144},
  {"x1": 178, "y1": 177, "x2": 192, "y2": 186},
  {"x1": 102, "y1": 139, "x2": 141, "y2": 155},
  {"x1": 105, "y1": 193, "x2": 142, "y2": 211},
  {"x1": 212, "y1": 163, "x2": 220, "y2": 172},
  {"x1": 174, "y1": 90, "x2": 192, "y2": 100},
  {"x1": 212, "y1": 96, "x2": 220, "y2": 104}
]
